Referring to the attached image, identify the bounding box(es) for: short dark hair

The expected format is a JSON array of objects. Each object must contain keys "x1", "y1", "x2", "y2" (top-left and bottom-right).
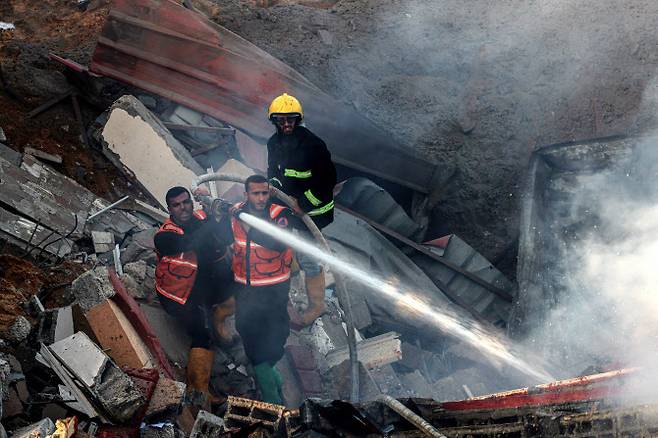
[
  {"x1": 165, "y1": 186, "x2": 190, "y2": 205},
  {"x1": 244, "y1": 174, "x2": 268, "y2": 192}
]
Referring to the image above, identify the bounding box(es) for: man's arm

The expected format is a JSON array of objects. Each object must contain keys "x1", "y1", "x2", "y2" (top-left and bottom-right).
[
  {"x1": 153, "y1": 219, "x2": 215, "y2": 256},
  {"x1": 296, "y1": 142, "x2": 336, "y2": 213}
]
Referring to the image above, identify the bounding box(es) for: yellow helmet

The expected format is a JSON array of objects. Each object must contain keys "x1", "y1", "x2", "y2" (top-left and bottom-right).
[{"x1": 268, "y1": 93, "x2": 303, "y2": 120}]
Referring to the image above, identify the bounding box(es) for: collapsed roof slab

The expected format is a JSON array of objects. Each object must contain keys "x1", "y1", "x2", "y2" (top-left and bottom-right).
[
  {"x1": 90, "y1": 0, "x2": 443, "y2": 194},
  {"x1": 99, "y1": 95, "x2": 204, "y2": 209}
]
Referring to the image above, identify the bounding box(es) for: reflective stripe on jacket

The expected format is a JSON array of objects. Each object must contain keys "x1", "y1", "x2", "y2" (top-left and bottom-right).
[
  {"x1": 231, "y1": 203, "x2": 293, "y2": 287},
  {"x1": 267, "y1": 126, "x2": 337, "y2": 229},
  {"x1": 154, "y1": 210, "x2": 207, "y2": 304}
]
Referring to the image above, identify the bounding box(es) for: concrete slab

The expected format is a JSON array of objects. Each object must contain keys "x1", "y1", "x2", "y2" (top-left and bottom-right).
[
  {"x1": 49, "y1": 332, "x2": 108, "y2": 388},
  {"x1": 100, "y1": 95, "x2": 204, "y2": 208},
  {"x1": 48, "y1": 332, "x2": 146, "y2": 422}
]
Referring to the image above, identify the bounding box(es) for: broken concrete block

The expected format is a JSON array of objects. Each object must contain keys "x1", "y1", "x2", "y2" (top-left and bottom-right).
[
  {"x1": 120, "y1": 228, "x2": 157, "y2": 265},
  {"x1": 99, "y1": 95, "x2": 204, "y2": 208},
  {"x1": 120, "y1": 272, "x2": 146, "y2": 300},
  {"x1": 23, "y1": 147, "x2": 62, "y2": 165},
  {"x1": 325, "y1": 332, "x2": 401, "y2": 370},
  {"x1": 120, "y1": 261, "x2": 155, "y2": 300},
  {"x1": 0, "y1": 144, "x2": 20, "y2": 167},
  {"x1": 85, "y1": 299, "x2": 156, "y2": 369},
  {"x1": 9, "y1": 418, "x2": 54, "y2": 438},
  {"x1": 91, "y1": 231, "x2": 115, "y2": 254},
  {"x1": 190, "y1": 410, "x2": 224, "y2": 438},
  {"x1": 141, "y1": 423, "x2": 181, "y2": 438},
  {"x1": 70, "y1": 266, "x2": 115, "y2": 311},
  {"x1": 145, "y1": 377, "x2": 185, "y2": 418},
  {"x1": 49, "y1": 332, "x2": 146, "y2": 422},
  {"x1": 124, "y1": 260, "x2": 147, "y2": 281},
  {"x1": 6, "y1": 316, "x2": 31, "y2": 343},
  {"x1": 224, "y1": 397, "x2": 284, "y2": 431}
]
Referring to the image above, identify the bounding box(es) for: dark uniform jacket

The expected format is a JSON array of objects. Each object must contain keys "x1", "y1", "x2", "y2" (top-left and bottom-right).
[
  {"x1": 267, "y1": 126, "x2": 337, "y2": 229},
  {"x1": 154, "y1": 213, "x2": 231, "y2": 304}
]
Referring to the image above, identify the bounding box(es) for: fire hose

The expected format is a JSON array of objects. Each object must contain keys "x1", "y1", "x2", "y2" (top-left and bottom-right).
[{"x1": 192, "y1": 173, "x2": 360, "y2": 402}]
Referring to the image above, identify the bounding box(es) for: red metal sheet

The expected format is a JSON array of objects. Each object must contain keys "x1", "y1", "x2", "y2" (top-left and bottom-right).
[
  {"x1": 90, "y1": 0, "x2": 441, "y2": 193},
  {"x1": 441, "y1": 368, "x2": 637, "y2": 411}
]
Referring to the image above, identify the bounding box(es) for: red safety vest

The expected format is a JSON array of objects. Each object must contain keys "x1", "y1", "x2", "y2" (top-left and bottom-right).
[
  {"x1": 155, "y1": 210, "x2": 207, "y2": 305},
  {"x1": 231, "y1": 203, "x2": 293, "y2": 286}
]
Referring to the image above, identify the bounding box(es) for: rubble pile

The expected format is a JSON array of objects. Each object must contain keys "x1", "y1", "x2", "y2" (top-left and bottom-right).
[
  {"x1": 4, "y1": 0, "x2": 658, "y2": 436},
  {"x1": 0, "y1": 68, "x2": 525, "y2": 438}
]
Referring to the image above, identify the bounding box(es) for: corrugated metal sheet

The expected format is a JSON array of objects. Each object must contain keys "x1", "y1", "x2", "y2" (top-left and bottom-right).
[
  {"x1": 335, "y1": 177, "x2": 423, "y2": 240},
  {"x1": 412, "y1": 235, "x2": 514, "y2": 327},
  {"x1": 90, "y1": 0, "x2": 441, "y2": 193}
]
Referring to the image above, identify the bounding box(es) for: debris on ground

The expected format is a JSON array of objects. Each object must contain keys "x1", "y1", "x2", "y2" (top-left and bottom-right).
[{"x1": 1, "y1": 0, "x2": 657, "y2": 436}]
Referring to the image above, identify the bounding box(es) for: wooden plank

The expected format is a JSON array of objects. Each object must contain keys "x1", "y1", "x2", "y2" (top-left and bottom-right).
[{"x1": 0, "y1": 207, "x2": 73, "y2": 257}]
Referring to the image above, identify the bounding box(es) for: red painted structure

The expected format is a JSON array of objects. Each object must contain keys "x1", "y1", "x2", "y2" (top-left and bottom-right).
[
  {"x1": 90, "y1": 0, "x2": 442, "y2": 193},
  {"x1": 441, "y1": 368, "x2": 637, "y2": 411}
]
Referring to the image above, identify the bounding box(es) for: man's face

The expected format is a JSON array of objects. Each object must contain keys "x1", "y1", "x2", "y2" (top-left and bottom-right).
[
  {"x1": 245, "y1": 182, "x2": 270, "y2": 211},
  {"x1": 273, "y1": 115, "x2": 299, "y2": 135},
  {"x1": 167, "y1": 191, "x2": 193, "y2": 224}
]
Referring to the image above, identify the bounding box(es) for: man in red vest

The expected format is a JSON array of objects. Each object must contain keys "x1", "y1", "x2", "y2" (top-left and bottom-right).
[
  {"x1": 224, "y1": 174, "x2": 295, "y2": 405},
  {"x1": 154, "y1": 186, "x2": 233, "y2": 405}
]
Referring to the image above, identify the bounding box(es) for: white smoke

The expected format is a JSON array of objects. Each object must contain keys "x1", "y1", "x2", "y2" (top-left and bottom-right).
[{"x1": 523, "y1": 130, "x2": 658, "y2": 402}]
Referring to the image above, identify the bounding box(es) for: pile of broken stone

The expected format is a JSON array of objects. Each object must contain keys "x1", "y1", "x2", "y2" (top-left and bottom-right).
[{"x1": 0, "y1": 93, "x2": 527, "y2": 437}]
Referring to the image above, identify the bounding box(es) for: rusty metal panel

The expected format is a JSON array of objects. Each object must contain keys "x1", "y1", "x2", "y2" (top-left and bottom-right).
[
  {"x1": 441, "y1": 368, "x2": 636, "y2": 412},
  {"x1": 90, "y1": 0, "x2": 441, "y2": 193}
]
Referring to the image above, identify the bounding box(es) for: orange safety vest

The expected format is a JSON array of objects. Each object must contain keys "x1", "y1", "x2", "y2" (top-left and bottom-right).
[
  {"x1": 155, "y1": 210, "x2": 207, "y2": 305},
  {"x1": 231, "y1": 203, "x2": 293, "y2": 286}
]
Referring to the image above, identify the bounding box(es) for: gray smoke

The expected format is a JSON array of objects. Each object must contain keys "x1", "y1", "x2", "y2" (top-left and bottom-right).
[{"x1": 523, "y1": 127, "x2": 658, "y2": 399}]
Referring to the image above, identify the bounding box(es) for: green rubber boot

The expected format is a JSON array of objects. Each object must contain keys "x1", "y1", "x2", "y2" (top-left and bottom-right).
[
  {"x1": 272, "y1": 365, "x2": 283, "y2": 388},
  {"x1": 253, "y1": 363, "x2": 283, "y2": 405}
]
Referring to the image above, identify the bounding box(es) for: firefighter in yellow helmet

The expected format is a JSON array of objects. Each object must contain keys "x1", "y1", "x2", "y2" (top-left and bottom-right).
[{"x1": 267, "y1": 93, "x2": 336, "y2": 328}]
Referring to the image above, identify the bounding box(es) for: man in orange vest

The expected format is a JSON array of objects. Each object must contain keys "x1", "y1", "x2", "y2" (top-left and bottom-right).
[
  {"x1": 224, "y1": 174, "x2": 295, "y2": 405},
  {"x1": 154, "y1": 186, "x2": 233, "y2": 405}
]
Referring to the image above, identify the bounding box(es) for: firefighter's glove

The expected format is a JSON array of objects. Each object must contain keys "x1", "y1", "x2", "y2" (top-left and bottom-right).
[{"x1": 210, "y1": 198, "x2": 232, "y2": 219}]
